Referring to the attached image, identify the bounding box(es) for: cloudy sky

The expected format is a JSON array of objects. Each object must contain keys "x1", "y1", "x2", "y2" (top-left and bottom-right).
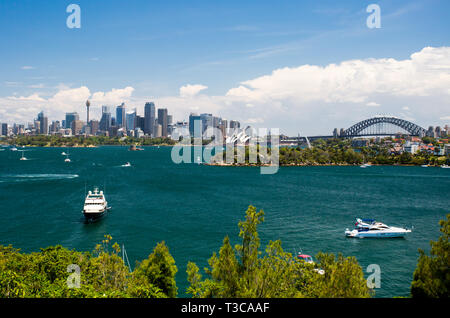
[{"x1": 0, "y1": 0, "x2": 449, "y2": 135}]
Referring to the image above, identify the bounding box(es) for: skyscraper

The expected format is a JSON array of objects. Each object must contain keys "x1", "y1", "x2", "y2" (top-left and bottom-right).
[
  {"x1": 157, "y1": 108, "x2": 168, "y2": 137},
  {"x1": 99, "y1": 106, "x2": 111, "y2": 132},
  {"x1": 144, "y1": 102, "x2": 155, "y2": 136},
  {"x1": 65, "y1": 112, "x2": 79, "y2": 130},
  {"x1": 189, "y1": 113, "x2": 202, "y2": 138},
  {"x1": 1, "y1": 123, "x2": 7, "y2": 136},
  {"x1": 116, "y1": 103, "x2": 126, "y2": 128},
  {"x1": 126, "y1": 109, "x2": 137, "y2": 132},
  {"x1": 37, "y1": 111, "x2": 48, "y2": 135}
]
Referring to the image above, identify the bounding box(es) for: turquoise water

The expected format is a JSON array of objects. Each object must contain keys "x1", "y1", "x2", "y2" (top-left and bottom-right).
[{"x1": 0, "y1": 146, "x2": 448, "y2": 297}]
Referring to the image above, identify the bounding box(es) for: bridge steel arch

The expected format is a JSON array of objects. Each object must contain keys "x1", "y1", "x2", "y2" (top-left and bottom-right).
[{"x1": 342, "y1": 117, "x2": 426, "y2": 137}]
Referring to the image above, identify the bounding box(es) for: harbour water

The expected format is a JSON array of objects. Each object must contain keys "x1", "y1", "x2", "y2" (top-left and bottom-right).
[{"x1": 0, "y1": 146, "x2": 448, "y2": 297}]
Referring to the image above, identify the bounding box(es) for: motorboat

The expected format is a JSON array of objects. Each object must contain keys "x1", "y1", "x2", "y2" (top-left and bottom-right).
[
  {"x1": 360, "y1": 163, "x2": 371, "y2": 168},
  {"x1": 345, "y1": 218, "x2": 412, "y2": 238},
  {"x1": 122, "y1": 162, "x2": 131, "y2": 167},
  {"x1": 10, "y1": 147, "x2": 18, "y2": 151},
  {"x1": 61, "y1": 152, "x2": 67, "y2": 156},
  {"x1": 82, "y1": 187, "x2": 110, "y2": 221},
  {"x1": 421, "y1": 164, "x2": 429, "y2": 168},
  {"x1": 441, "y1": 164, "x2": 450, "y2": 169},
  {"x1": 297, "y1": 253, "x2": 325, "y2": 275},
  {"x1": 64, "y1": 154, "x2": 71, "y2": 162}
]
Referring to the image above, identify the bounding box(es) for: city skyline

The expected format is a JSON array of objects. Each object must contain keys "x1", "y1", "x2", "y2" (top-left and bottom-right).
[{"x1": 0, "y1": 1, "x2": 450, "y2": 135}]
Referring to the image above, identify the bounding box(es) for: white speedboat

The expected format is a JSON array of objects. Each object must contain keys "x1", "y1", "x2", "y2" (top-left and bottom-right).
[
  {"x1": 82, "y1": 188, "x2": 110, "y2": 221},
  {"x1": 121, "y1": 162, "x2": 131, "y2": 167},
  {"x1": 62, "y1": 152, "x2": 67, "y2": 156},
  {"x1": 345, "y1": 218, "x2": 411, "y2": 238},
  {"x1": 360, "y1": 163, "x2": 371, "y2": 168},
  {"x1": 441, "y1": 164, "x2": 450, "y2": 169},
  {"x1": 64, "y1": 154, "x2": 71, "y2": 162},
  {"x1": 10, "y1": 147, "x2": 18, "y2": 151}
]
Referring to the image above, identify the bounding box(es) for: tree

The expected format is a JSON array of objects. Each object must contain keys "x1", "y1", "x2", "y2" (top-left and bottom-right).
[
  {"x1": 132, "y1": 241, "x2": 178, "y2": 297},
  {"x1": 411, "y1": 214, "x2": 450, "y2": 298},
  {"x1": 186, "y1": 206, "x2": 371, "y2": 298}
]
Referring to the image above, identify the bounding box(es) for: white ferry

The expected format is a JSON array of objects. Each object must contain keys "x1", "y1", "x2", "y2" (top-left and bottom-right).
[
  {"x1": 345, "y1": 218, "x2": 411, "y2": 238},
  {"x1": 82, "y1": 188, "x2": 110, "y2": 221}
]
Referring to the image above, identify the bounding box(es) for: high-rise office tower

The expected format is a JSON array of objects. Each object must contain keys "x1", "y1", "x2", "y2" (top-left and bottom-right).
[
  {"x1": 71, "y1": 120, "x2": 84, "y2": 136},
  {"x1": 37, "y1": 111, "x2": 48, "y2": 135},
  {"x1": 99, "y1": 106, "x2": 111, "y2": 132},
  {"x1": 157, "y1": 108, "x2": 168, "y2": 137},
  {"x1": 229, "y1": 120, "x2": 240, "y2": 129},
  {"x1": 90, "y1": 120, "x2": 99, "y2": 136},
  {"x1": 144, "y1": 102, "x2": 155, "y2": 135},
  {"x1": 126, "y1": 109, "x2": 137, "y2": 132},
  {"x1": 1, "y1": 123, "x2": 7, "y2": 136},
  {"x1": 116, "y1": 103, "x2": 126, "y2": 128},
  {"x1": 65, "y1": 112, "x2": 79, "y2": 130},
  {"x1": 189, "y1": 113, "x2": 202, "y2": 138}
]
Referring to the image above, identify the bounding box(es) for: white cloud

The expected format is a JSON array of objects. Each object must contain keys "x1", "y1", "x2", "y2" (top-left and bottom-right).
[
  {"x1": 179, "y1": 84, "x2": 208, "y2": 97},
  {"x1": 2, "y1": 47, "x2": 450, "y2": 134},
  {"x1": 21, "y1": 66, "x2": 35, "y2": 70}
]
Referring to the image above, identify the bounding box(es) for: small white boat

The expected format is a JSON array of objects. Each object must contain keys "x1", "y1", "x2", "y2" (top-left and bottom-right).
[
  {"x1": 421, "y1": 164, "x2": 429, "y2": 168},
  {"x1": 345, "y1": 218, "x2": 412, "y2": 238},
  {"x1": 10, "y1": 147, "x2": 18, "y2": 151},
  {"x1": 441, "y1": 164, "x2": 450, "y2": 169},
  {"x1": 122, "y1": 162, "x2": 131, "y2": 167},
  {"x1": 64, "y1": 154, "x2": 71, "y2": 162},
  {"x1": 82, "y1": 187, "x2": 110, "y2": 221},
  {"x1": 297, "y1": 253, "x2": 325, "y2": 275},
  {"x1": 62, "y1": 152, "x2": 67, "y2": 156},
  {"x1": 19, "y1": 151, "x2": 28, "y2": 161},
  {"x1": 360, "y1": 163, "x2": 371, "y2": 168}
]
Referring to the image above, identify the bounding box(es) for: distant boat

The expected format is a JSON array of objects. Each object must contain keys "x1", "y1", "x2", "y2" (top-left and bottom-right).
[
  {"x1": 10, "y1": 147, "x2": 18, "y2": 151},
  {"x1": 64, "y1": 154, "x2": 71, "y2": 162},
  {"x1": 360, "y1": 163, "x2": 371, "y2": 168},
  {"x1": 442, "y1": 164, "x2": 450, "y2": 169},
  {"x1": 61, "y1": 152, "x2": 67, "y2": 156},
  {"x1": 129, "y1": 145, "x2": 144, "y2": 151},
  {"x1": 19, "y1": 151, "x2": 28, "y2": 161},
  {"x1": 121, "y1": 162, "x2": 131, "y2": 167},
  {"x1": 421, "y1": 164, "x2": 429, "y2": 168}
]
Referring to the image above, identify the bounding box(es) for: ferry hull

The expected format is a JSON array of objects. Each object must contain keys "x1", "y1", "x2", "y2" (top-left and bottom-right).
[{"x1": 83, "y1": 210, "x2": 107, "y2": 221}]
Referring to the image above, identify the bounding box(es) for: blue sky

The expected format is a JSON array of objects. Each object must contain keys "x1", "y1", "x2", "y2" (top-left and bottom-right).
[{"x1": 1, "y1": 0, "x2": 449, "y2": 135}]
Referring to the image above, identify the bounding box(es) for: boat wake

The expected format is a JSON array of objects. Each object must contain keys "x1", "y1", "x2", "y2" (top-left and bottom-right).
[{"x1": 0, "y1": 174, "x2": 79, "y2": 183}]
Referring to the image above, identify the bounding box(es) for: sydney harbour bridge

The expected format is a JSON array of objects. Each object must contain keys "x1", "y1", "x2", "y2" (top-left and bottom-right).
[{"x1": 293, "y1": 116, "x2": 427, "y2": 143}]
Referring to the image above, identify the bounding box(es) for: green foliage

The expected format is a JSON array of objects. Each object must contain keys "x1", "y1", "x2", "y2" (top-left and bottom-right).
[
  {"x1": 0, "y1": 235, "x2": 177, "y2": 298},
  {"x1": 6, "y1": 135, "x2": 176, "y2": 147},
  {"x1": 132, "y1": 242, "x2": 178, "y2": 298},
  {"x1": 411, "y1": 214, "x2": 450, "y2": 298},
  {"x1": 186, "y1": 205, "x2": 371, "y2": 298}
]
